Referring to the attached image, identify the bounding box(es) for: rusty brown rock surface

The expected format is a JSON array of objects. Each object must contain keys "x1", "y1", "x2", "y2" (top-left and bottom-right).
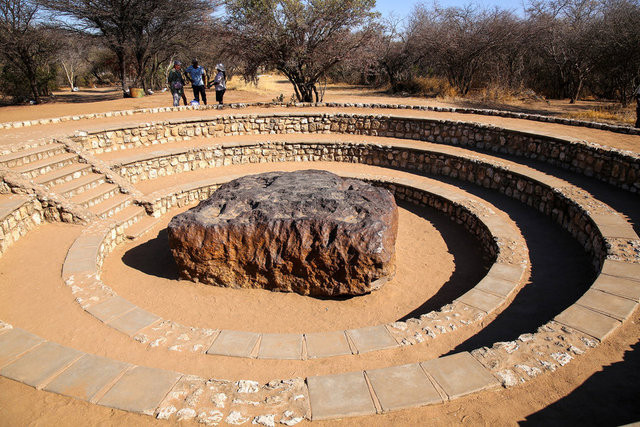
[{"x1": 167, "y1": 170, "x2": 398, "y2": 296}]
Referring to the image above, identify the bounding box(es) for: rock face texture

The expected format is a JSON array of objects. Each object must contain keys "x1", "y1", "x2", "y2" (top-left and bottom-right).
[{"x1": 167, "y1": 170, "x2": 398, "y2": 297}]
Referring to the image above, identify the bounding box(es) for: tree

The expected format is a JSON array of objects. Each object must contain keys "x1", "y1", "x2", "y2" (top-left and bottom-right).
[
  {"x1": 411, "y1": 5, "x2": 517, "y2": 96},
  {"x1": 377, "y1": 14, "x2": 424, "y2": 93},
  {"x1": 41, "y1": 0, "x2": 215, "y2": 95},
  {"x1": 591, "y1": 0, "x2": 640, "y2": 106},
  {"x1": 526, "y1": 0, "x2": 600, "y2": 103},
  {"x1": 0, "y1": 0, "x2": 59, "y2": 103},
  {"x1": 54, "y1": 29, "x2": 90, "y2": 90},
  {"x1": 225, "y1": 0, "x2": 378, "y2": 102}
]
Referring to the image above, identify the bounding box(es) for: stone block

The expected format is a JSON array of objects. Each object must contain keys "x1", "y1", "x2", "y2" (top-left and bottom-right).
[
  {"x1": 592, "y1": 274, "x2": 640, "y2": 302},
  {"x1": 107, "y1": 307, "x2": 161, "y2": 336},
  {"x1": 307, "y1": 371, "x2": 376, "y2": 420},
  {"x1": 0, "y1": 342, "x2": 83, "y2": 388},
  {"x1": 475, "y1": 275, "x2": 518, "y2": 297},
  {"x1": 601, "y1": 260, "x2": 640, "y2": 282},
  {"x1": 421, "y1": 352, "x2": 499, "y2": 399},
  {"x1": 206, "y1": 330, "x2": 260, "y2": 358},
  {"x1": 597, "y1": 223, "x2": 638, "y2": 240},
  {"x1": 488, "y1": 263, "x2": 525, "y2": 282},
  {"x1": 346, "y1": 325, "x2": 398, "y2": 354},
  {"x1": 576, "y1": 289, "x2": 636, "y2": 321},
  {"x1": 257, "y1": 333, "x2": 303, "y2": 360},
  {"x1": 455, "y1": 288, "x2": 504, "y2": 313},
  {"x1": 97, "y1": 366, "x2": 181, "y2": 415},
  {"x1": 0, "y1": 328, "x2": 44, "y2": 368},
  {"x1": 554, "y1": 304, "x2": 621, "y2": 341},
  {"x1": 44, "y1": 354, "x2": 130, "y2": 401},
  {"x1": 366, "y1": 363, "x2": 442, "y2": 411},
  {"x1": 86, "y1": 296, "x2": 136, "y2": 323},
  {"x1": 305, "y1": 331, "x2": 352, "y2": 359}
]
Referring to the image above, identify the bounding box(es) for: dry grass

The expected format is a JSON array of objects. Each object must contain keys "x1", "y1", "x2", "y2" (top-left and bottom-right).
[
  {"x1": 563, "y1": 104, "x2": 636, "y2": 125},
  {"x1": 413, "y1": 76, "x2": 458, "y2": 98},
  {"x1": 226, "y1": 74, "x2": 293, "y2": 96}
]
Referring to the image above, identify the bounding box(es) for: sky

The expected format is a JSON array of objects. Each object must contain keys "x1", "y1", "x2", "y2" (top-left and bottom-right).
[{"x1": 374, "y1": 0, "x2": 527, "y2": 19}]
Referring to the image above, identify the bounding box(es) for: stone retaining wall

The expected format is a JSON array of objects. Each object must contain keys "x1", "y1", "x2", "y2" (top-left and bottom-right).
[
  {"x1": 4, "y1": 101, "x2": 638, "y2": 137},
  {"x1": 75, "y1": 114, "x2": 640, "y2": 193},
  {"x1": 0, "y1": 197, "x2": 43, "y2": 256},
  {"x1": 124, "y1": 140, "x2": 607, "y2": 269}
]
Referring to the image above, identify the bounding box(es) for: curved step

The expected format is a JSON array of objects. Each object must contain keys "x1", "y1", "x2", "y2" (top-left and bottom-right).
[
  {"x1": 0, "y1": 143, "x2": 67, "y2": 169},
  {"x1": 34, "y1": 163, "x2": 92, "y2": 188},
  {"x1": 12, "y1": 153, "x2": 78, "y2": 179}
]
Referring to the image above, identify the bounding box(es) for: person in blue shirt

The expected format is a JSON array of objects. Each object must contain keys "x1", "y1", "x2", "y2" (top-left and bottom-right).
[{"x1": 185, "y1": 58, "x2": 208, "y2": 105}]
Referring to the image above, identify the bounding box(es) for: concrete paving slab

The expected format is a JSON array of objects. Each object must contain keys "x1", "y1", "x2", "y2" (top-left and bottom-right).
[
  {"x1": 0, "y1": 342, "x2": 83, "y2": 388},
  {"x1": 346, "y1": 325, "x2": 398, "y2": 354},
  {"x1": 305, "y1": 331, "x2": 352, "y2": 359},
  {"x1": 86, "y1": 296, "x2": 136, "y2": 323},
  {"x1": 592, "y1": 274, "x2": 640, "y2": 302},
  {"x1": 44, "y1": 354, "x2": 131, "y2": 401},
  {"x1": 554, "y1": 304, "x2": 621, "y2": 341},
  {"x1": 475, "y1": 276, "x2": 518, "y2": 297},
  {"x1": 62, "y1": 257, "x2": 98, "y2": 279},
  {"x1": 488, "y1": 263, "x2": 525, "y2": 282},
  {"x1": 257, "y1": 333, "x2": 303, "y2": 360},
  {"x1": 97, "y1": 366, "x2": 181, "y2": 415},
  {"x1": 455, "y1": 288, "x2": 505, "y2": 313},
  {"x1": 0, "y1": 328, "x2": 44, "y2": 368},
  {"x1": 597, "y1": 223, "x2": 639, "y2": 240},
  {"x1": 601, "y1": 260, "x2": 640, "y2": 282},
  {"x1": 576, "y1": 289, "x2": 637, "y2": 321},
  {"x1": 206, "y1": 330, "x2": 260, "y2": 358},
  {"x1": 107, "y1": 307, "x2": 161, "y2": 336},
  {"x1": 307, "y1": 371, "x2": 376, "y2": 420},
  {"x1": 421, "y1": 352, "x2": 499, "y2": 399},
  {"x1": 366, "y1": 363, "x2": 442, "y2": 412}
]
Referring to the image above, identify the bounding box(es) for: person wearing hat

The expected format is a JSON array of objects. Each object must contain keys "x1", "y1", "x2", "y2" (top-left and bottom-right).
[
  {"x1": 185, "y1": 58, "x2": 208, "y2": 105},
  {"x1": 168, "y1": 60, "x2": 187, "y2": 107},
  {"x1": 212, "y1": 64, "x2": 227, "y2": 105}
]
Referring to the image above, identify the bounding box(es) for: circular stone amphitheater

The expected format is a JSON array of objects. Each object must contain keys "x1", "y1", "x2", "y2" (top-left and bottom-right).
[{"x1": 0, "y1": 101, "x2": 639, "y2": 425}]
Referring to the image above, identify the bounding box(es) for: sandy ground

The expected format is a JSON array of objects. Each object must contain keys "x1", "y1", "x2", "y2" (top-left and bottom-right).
[
  {"x1": 102, "y1": 163, "x2": 491, "y2": 334},
  {"x1": 0, "y1": 78, "x2": 639, "y2": 426}
]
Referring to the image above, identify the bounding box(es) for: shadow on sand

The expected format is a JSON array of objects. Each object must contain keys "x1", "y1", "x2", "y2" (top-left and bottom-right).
[
  {"x1": 122, "y1": 228, "x2": 180, "y2": 280},
  {"x1": 522, "y1": 340, "x2": 640, "y2": 426}
]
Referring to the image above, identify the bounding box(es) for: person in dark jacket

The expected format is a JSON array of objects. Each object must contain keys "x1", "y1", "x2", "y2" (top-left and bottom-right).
[
  {"x1": 212, "y1": 64, "x2": 226, "y2": 104},
  {"x1": 167, "y1": 60, "x2": 187, "y2": 107}
]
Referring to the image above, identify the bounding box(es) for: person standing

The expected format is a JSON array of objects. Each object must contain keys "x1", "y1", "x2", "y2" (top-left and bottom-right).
[
  {"x1": 212, "y1": 63, "x2": 227, "y2": 105},
  {"x1": 635, "y1": 84, "x2": 640, "y2": 128},
  {"x1": 167, "y1": 60, "x2": 187, "y2": 107},
  {"x1": 185, "y1": 58, "x2": 207, "y2": 105}
]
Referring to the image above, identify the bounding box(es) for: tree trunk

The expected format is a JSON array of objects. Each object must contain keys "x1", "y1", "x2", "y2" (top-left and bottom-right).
[
  {"x1": 635, "y1": 97, "x2": 640, "y2": 128},
  {"x1": 116, "y1": 50, "x2": 127, "y2": 95},
  {"x1": 570, "y1": 77, "x2": 583, "y2": 104}
]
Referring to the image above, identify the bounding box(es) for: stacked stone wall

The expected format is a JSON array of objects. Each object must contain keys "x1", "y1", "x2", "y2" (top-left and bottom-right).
[
  {"x1": 113, "y1": 139, "x2": 606, "y2": 269},
  {"x1": 74, "y1": 114, "x2": 640, "y2": 193},
  {"x1": 0, "y1": 197, "x2": 44, "y2": 256}
]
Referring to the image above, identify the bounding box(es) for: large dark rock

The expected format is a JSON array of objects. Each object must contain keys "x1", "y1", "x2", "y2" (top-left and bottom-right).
[{"x1": 167, "y1": 170, "x2": 398, "y2": 297}]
